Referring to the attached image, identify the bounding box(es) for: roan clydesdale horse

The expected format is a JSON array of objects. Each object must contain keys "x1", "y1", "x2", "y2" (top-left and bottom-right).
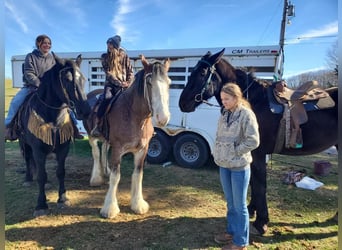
[
  {"x1": 83, "y1": 55, "x2": 171, "y2": 218},
  {"x1": 178, "y1": 49, "x2": 338, "y2": 235},
  {"x1": 15, "y1": 53, "x2": 91, "y2": 217}
]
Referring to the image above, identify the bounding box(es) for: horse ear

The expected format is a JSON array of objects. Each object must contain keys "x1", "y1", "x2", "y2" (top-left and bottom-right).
[
  {"x1": 164, "y1": 58, "x2": 171, "y2": 72},
  {"x1": 140, "y1": 54, "x2": 150, "y2": 69},
  {"x1": 76, "y1": 54, "x2": 82, "y2": 67},
  {"x1": 210, "y1": 48, "x2": 225, "y2": 65},
  {"x1": 52, "y1": 52, "x2": 63, "y2": 65}
]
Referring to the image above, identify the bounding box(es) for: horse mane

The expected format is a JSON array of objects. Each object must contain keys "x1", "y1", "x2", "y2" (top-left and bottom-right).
[{"x1": 133, "y1": 69, "x2": 146, "y2": 97}]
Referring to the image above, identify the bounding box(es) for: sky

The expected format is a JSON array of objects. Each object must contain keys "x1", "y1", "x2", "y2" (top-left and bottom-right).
[{"x1": 4, "y1": 0, "x2": 338, "y2": 79}]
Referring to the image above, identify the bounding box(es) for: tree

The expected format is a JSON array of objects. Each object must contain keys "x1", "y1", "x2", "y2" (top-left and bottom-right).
[
  {"x1": 326, "y1": 40, "x2": 338, "y2": 76},
  {"x1": 286, "y1": 41, "x2": 338, "y2": 88}
]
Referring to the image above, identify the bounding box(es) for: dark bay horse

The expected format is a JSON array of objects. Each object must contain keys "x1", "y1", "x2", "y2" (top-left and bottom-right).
[
  {"x1": 179, "y1": 48, "x2": 338, "y2": 235},
  {"x1": 83, "y1": 55, "x2": 171, "y2": 218},
  {"x1": 16, "y1": 53, "x2": 91, "y2": 217}
]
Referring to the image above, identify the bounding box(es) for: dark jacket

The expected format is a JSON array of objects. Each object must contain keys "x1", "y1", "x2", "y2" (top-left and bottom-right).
[{"x1": 23, "y1": 49, "x2": 55, "y2": 88}]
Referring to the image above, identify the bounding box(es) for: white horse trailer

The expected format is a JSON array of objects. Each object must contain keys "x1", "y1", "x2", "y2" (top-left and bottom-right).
[{"x1": 11, "y1": 45, "x2": 283, "y2": 168}]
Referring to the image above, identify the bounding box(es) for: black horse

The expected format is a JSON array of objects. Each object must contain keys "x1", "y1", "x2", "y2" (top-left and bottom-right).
[
  {"x1": 179, "y1": 48, "x2": 338, "y2": 235},
  {"x1": 15, "y1": 53, "x2": 91, "y2": 217}
]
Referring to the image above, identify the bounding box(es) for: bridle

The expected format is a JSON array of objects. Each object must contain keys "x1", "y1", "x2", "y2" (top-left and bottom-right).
[
  {"x1": 35, "y1": 66, "x2": 78, "y2": 112},
  {"x1": 144, "y1": 72, "x2": 153, "y2": 116},
  {"x1": 194, "y1": 59, "x2": 221, "y2": 107},
  {"x1": 193, "y1": 59, "x2": 257, "y2": 105}
]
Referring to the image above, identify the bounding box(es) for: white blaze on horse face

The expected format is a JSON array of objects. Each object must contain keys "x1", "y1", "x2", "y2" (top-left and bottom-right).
[{"x1": 151, "y1": 75, "x2": 171, "y2": 127}]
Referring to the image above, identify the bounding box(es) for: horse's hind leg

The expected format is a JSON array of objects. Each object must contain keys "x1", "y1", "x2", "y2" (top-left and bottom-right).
[
  {"x1": 131, "y1": 150, "x2": 149, "y2": 214},
  {"x1": 100, "y1": 161, "x2": 121, "y2": 218}
]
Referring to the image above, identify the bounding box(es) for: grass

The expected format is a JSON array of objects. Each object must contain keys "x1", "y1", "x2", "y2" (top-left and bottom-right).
[{"x1": 4, "y1": 79, "x2": 338, "y2": 249}]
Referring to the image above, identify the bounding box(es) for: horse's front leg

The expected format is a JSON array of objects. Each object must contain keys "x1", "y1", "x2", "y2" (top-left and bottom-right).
[
  {"x1": 89, "y1": 137, "x2": 105, "y2": 186},
  {"x1": 32, "y1": 152, "x2": 49, "y2": 217},
  {"x1": 55, "y1": 144, "x2": 71, "y2": 209},
  {"x1": 131, "y1": 149, "x2": 149, "y2": 214},
  {"x1": 101, "y1": 140, "x2": 111, "y2": 176},
  {"x1": 100, "y1": 157, "x2": 121, "y2": 218},
  {"x1": 248, "y1": 150, "x2": 269, "y2": 235}
]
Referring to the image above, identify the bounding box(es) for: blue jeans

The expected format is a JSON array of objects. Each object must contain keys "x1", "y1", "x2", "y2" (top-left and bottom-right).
[
  {"x1": 219, "y1": 166, "x2": 251, "y2": 247},
  {"x1": 5, "y1": 87, "x2": 32, "y2": 127}
]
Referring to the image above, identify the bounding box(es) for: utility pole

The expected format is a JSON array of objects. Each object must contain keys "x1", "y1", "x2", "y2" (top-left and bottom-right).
[
  {"x1": 279, "y1": 0, "x2": 295, "y2": 50},
  {"x1": 278, "y1": 0, "x2": 295, "y2": 80}
]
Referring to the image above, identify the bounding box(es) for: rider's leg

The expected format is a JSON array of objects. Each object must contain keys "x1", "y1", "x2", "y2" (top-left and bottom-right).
[
  {"x1": 5, "y1": 87, "x2": 31, "y2": 141},
  {"x1": 90, "y1": 87, "x2": 112, "y2": 137},
  {"x1": 69, "y1": 111, "x2": 84, "y2": 139},
  {"x1": 90, "y1": 98, "x2": 110, "y2": 137},
  {"x1": 5, "y1": 87, "x2": 31, "y2": 127}
]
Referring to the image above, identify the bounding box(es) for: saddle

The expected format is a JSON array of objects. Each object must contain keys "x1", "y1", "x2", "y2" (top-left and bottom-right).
[
  {"x1": 270, "y1": 80, "x2": 335, "y2": 152},
  {"x1": 268, "y1": 80, "x2": 335, "y2": 114},
  {"x1": 91, "y1": 89, "x2": 123, "y2": 140}
]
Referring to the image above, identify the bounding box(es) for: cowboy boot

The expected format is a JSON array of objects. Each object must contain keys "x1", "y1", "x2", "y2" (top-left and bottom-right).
[
  {"x1": 5, "y1": 126, "x2": 18, "y2": 141},
  {"x1": 73, "y1": 125, "x2": 84, "y2": 140}
]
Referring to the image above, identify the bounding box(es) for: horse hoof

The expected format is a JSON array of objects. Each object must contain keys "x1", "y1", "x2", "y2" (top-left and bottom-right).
[
  {"x1": 22, "y1": 181, "x2": 33, "y2": 187},
  {"x1": 57, "y1": 201, "x2": 70, "y2": 209},
  {"x1": 33, "y1": 209, "x2": 48, "y2": 217},
  {"x1": 90, "y1": 179, "x2": 104, "y2": 187},
  {"x1": 249, "y1": 223, "x2": 267, "y2": 236},
  {"x1": 45, "y1": 182, "x2": 53, "y2": 189},
  {"x1": 57, "y1": 194, "x2": 71, "y2": 209},
  {"x1": 131, "y1": 200, "x2": 149, "y2": 214},
  {"x1": 100, "y1": 207, "x2": 120, "y2": 219}
]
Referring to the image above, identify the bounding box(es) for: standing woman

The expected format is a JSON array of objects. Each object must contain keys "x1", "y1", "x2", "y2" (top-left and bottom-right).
[
  {"x1": 5, "y1": 34, "x2": 83, "y2": 141},
  {"x1": 91, "y1": 35, "x2": 134, "y2": 137},
  {"x1": 213, "y1": 83, "x2": 260, "y2": 250}
]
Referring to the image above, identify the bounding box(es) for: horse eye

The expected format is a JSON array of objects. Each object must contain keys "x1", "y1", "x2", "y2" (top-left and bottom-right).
[
  {"x1": 65, "y1": 72, "x2": 73, "y2": 82},
  {"x1": 200, "y1": 68, "x2": 206, "y2": 76}
]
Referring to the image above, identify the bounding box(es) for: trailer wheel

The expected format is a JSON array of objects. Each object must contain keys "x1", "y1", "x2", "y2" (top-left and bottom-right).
[
  {"x1": 147, "y1": 130, "x2": 171, "y2": 164},
  {"x1": 173, "y1": 133, "x2": 209, "y2": 168}
]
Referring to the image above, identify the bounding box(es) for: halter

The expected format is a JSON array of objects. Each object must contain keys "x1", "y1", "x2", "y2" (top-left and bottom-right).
[
  {"x1": 194, "y1": 59, "x2": 220, "y2": 107},
  {"x1": 144, "y1": 72, "x2": 153, "y2": 115}
]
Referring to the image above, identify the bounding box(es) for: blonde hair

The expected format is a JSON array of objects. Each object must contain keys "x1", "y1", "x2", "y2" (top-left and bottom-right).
[{"x1": 221, "y1": 83, "x2": 251, "y2": 109}]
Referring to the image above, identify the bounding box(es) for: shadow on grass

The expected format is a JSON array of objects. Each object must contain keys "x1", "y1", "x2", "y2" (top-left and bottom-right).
[{"x1": 6, "y1": 216, "x2": 226, "y2": 249}]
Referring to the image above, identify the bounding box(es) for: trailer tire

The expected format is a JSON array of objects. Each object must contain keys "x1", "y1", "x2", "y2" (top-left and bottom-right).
[
  {"x1": 147, "y1": 130, "x2": 171, "y2": 164},
  {"x1": 173, "y1": 133, "x2": 209, "y2": 168}
]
